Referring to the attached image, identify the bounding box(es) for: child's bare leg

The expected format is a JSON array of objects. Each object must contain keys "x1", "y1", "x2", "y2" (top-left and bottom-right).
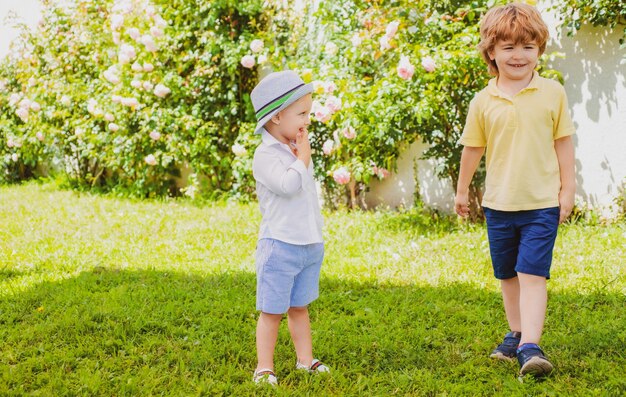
[
  {"x1": 501, "y1": 276, "x2": 521, "y2": 332},
  {"x1": 287, "y1": 306, "x2": 313, "y2": 366},
  {"x1": 256, "y1": 312, "x2": 282, "y2": 370},
  {"x1": 518, "y1": 272, "x2": 547, "y2": 345}
]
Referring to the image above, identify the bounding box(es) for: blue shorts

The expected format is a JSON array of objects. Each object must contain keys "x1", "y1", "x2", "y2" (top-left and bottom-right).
[
  {"x1": 255, "y1": 238, "x2": 324, "y2": 314},
  {"x1": 484, "y1": 207, "x2": 559, "y2": 280}
]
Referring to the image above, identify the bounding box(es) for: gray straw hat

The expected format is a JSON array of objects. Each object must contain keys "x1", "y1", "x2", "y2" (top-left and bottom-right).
[{"x1": 251, "y1": 70, "x2": 313, "y2": 134}]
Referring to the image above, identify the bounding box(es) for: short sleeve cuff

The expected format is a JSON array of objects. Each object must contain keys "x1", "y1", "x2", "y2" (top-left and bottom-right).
[
  {"x1": 554, "y1": 128, "x2": 575, "y2": 140},
  {"x1": 459, "y1": 138, "x2": 486, "y2": 147}
]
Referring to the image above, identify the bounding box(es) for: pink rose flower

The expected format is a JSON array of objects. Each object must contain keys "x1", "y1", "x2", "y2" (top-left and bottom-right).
[
  {"x1": 342, "y1": 126, "x2": 356, "y2": 140},
  {"x1": 121, "y1": 97, "x2": 139, "y2": 108},
  {"x1": 112, "y1": 1, "x2": 133, "y2": 14},
  {"x1": 117, "y1": 51, "x2": 133, "y2": 65},
  {"x1": 104, "y1": 66, "x2": 121, "y2": 85},
  {"x1": 131, "y1": 62, "x2": 143, "y2": 72},
  {"x1": 9, "y1": 93, "x2": 21, "y2": 106},
  {"x1": 143, "y1": 63, "x2": 154, "y2": 72},
  {"x1": 87, "y1": 99, "x2": 97, "y2": 114},
  {"x1": 142, "y1": 81, "x2": 154, "y2": 91},
  {"x1": 131, "y1": 80, "x2": 142, "y2": 89},
  {"x1": 30, "y1": 101, "x2": 41, "y2": 112},
  {"x1": 240, "y1": 55, "x2": 255, "y2": 69},
  {"x1": 333, "y1": 167, "x2": 351, "y2": 185},
  {"x1": 150, "y1": 26, "x2": 164, "y2": 38},
  {"x1": 153, "y1": 83, "x2": 171, "y2": 98},
  {"x1": 108, "y1": 123, "x2": 120, "y2": 132},
  {"x1": 324, "y1": 81, "x2": 337, "y2": 94},
  {"x1": 16, "y1": 108, "x2": 29, "y2": 122},
  {"x1": 127, "y1": 27, "x2": 140, "y2": 41},
  {"x1": 149, "y1": 130, "x2": 161, "y2": 140},
  {"x1": 145, "y1": 154, "x2": 157, "y2": 166},
  {"x1": 250, "y1": 39, "x2": 264, "y2": 53},
  {"x1": 314, "y1": 106, "x2": 332, "y2": 123},
  {"x1": 379, "y1": 35, "x2": 391, "y2": 51},
  {"x1": 385, "y1": 20, "x2": 400, "y2": 39},
  {"x1": 422, "y1": 56, "x2": 436, "y2": 72},
  {"x1": 325, "y1": 96, "x2": 342, "y2": 113},
  {"x1": 104, "y1": 113, "x2": 115, "y2": 122},
  {"x1": 118, "y1": 44, "x2": 136, "y2": 64},
  {"x1": 372, "y1": 163, "x2": 391, "y2": 179},
  {"x1": 397, "y1": 55, "x2": 415, "y2": 80},
  {"x1": 19, "y1": 98, "x2": 31, "y2": 109},
  {"x1": 140, "y1": 35, "x2": 158, "y2": 52},
  {"x1": 36, "y1": 132, "x2": 44, "y2": 142},
  {"x1": 145, "y1": 5, "x2": 156, "y2": 17},
  {"x1": 322, "y1": 139, "x2": 334, "y2": 155},
  {"x1": 153, "y1": 15, "x2": 167, "y2": 28},
  {"x1": 110, "y1": 14, "x2": 124, "y2": 30},
  {"x1": 111, "y1": 95, "x2": 122, "y2": 103}
]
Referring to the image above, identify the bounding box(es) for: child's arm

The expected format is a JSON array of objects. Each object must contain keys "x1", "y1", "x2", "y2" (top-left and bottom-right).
[
  {"x1": 253, "y1": 152, "x2": 307, "y2": 196},
  {"x1": 455, "y1": 146, "x2": 485, "y2": 218},
  {"x1": 554, "y1": 135, "x2": 575, "y2": 224}
]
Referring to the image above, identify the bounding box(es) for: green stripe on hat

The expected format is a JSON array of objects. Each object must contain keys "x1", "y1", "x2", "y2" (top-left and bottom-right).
[{"x1": 256, "y1": 91, "x2": 295, "y2": 121}]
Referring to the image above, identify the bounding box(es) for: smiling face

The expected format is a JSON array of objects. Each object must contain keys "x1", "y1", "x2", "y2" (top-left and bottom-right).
[
  {"x1": 477, "y1": 4, "x2": 549, "y2": 76},
  {"x1": 489, "y1": 40, "x2": 540, "y2": 85},
  {"x1": 267, "y1": 94, "x2": 312, "y2": 143}
]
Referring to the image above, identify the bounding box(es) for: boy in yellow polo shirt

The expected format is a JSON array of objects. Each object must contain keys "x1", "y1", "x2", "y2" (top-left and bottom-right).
[{"x1": 455, "y1": 3, "x2": 575, "y2": 377}]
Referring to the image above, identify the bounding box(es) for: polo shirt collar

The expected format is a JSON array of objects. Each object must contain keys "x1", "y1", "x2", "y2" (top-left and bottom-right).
[
  {"x1": 487, "y1": 71, "x2": 540, "y2": 99},
  {"x1": 261, "y1": 128, "x2": 295, "y2": 155}
]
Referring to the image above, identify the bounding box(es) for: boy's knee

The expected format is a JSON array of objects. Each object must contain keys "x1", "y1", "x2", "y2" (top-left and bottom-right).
[
  {"x1": 260, "y1": 311, "x2": 283, "y2": 321},
  {"x1": 287, "y1": 306, "x2": 308, "y2": 315}
]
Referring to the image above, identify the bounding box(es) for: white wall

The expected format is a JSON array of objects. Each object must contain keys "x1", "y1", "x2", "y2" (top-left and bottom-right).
[
  {"x1": 541, "y1": 4, "x2": 626, "y2": 213},
  {"x1": 363, "y1": 140, "x2": 455, "y2": 211},
  {"x1": 367, "y1": 4, "x2": 626, "y2": 214}
]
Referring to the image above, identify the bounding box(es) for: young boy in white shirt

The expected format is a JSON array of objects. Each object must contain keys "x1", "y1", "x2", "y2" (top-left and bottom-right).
[{"x1": 250, "y1": 71, "x2": 329, "y2": 386}]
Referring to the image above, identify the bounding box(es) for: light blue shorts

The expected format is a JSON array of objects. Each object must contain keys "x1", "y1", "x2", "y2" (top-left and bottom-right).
[{"x1": 255, "y1": 238, "x2": 324, "y2": 314}]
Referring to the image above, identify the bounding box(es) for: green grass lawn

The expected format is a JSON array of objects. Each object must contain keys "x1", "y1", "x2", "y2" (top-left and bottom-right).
[{"x1": 1, "y1": 183, "x2": 625, "y2": 396}]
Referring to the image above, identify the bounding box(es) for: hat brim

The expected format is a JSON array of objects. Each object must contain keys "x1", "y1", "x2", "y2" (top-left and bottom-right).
[{"x1": 254, "y1": 83, "x2": 314, "y2": 134}]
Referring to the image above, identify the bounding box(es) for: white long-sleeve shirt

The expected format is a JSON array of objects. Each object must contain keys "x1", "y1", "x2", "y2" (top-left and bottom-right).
[{"x1": 252, "y1": 129, "x2": 323, "y2": 245}]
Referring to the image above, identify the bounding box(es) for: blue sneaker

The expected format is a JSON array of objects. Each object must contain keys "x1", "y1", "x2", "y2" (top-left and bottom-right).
[
  {"x1": 517, "y1": 343, "x2": 553, "y2": 376},
  {"x1": 490, "y1": 331, "x2": 521, "y2": 360}
]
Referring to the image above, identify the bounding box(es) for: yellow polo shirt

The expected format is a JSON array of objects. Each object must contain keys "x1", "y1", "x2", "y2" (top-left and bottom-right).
[{"x1": 460, "y1": 72, "x2": 575, "y2": 211}]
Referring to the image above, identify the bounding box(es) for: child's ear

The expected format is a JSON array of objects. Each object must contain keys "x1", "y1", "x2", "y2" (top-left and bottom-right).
[{"x1": 270, "y1": 112, "x2": 281, "y2": 125}]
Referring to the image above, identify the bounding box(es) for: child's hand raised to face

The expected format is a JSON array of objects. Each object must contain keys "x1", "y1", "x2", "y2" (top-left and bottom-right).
[{"x1": 295, "y1": 128, "x2": 311, "y2": 167}]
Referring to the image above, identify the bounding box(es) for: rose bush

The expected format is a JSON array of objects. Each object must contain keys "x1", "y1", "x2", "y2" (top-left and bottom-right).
[{"x1": 0, "y1": 0, "x2": 273, "y2": 197}]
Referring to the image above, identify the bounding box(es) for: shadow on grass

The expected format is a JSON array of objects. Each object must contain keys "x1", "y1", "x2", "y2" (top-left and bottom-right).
[{"x1": 0, "y1": 268, "x2": 624, "y2": 396}]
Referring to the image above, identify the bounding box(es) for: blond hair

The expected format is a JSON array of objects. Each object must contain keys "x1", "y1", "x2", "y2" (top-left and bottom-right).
[{"x1": 477, "y1": 3, "x2": 549, "y2": 75}]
